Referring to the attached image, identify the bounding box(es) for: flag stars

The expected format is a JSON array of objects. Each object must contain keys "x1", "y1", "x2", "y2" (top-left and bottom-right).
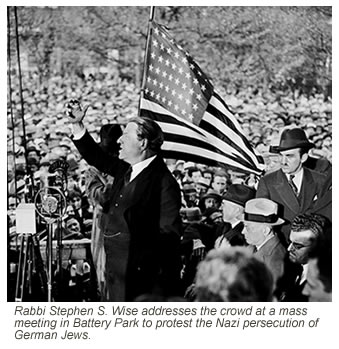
[
  {"x1": 154, "y1": 27, "x2": 159, "y2": 35},
  {"x1": 160, "y1": 43, "x2": 165, "y2": 51},
  {"x1": 159, "y1": 82, "x2": 164, "y2": 89},
  {"x1": 174, "y1": 52, "x2": 180, "y2": 59},
  {"x1": 150, "y1": 90, "x2": 155, "y2": 97},
  {"x1": 189, "y1": 64, "x2": 195, "y2": 70},
  {"x1": 196, "y1": 94, "x2": 202, "y2": 101},
  {"x1": 178, "y1": 94, "x2": 183, "y2": 100},
  {"x1": 168, "y1": 74, "x2": 173, "y2": 81},
  {"x1": 168, "y1": 100, "x2": 173, "y2": 107},
  {"x1": 181, "y1": 109, "x2": 186, "y2": 116},
  {"x1": 185, "y1": 98, "x2": 190, "y2": 105},
  {"x1": 193, "y1": 104, "x2": 198, "y2": 111},
  {"x1": 178, "y1": 67, "x2": 184, "y2": 75},
  {"x1": 162, "y1": 71, "x2": 168, "y2": 78},
  {"x1": 165, "y1": 59, "x2": 170, "y2": 66},
  {"x1": 174, "y1": 104, "x2": 179, "y2": 111},
  {"x1": 188, "y1": 114, "x2": 194, "y2": 121},
  {"x1": 189, "y1": 88, "x2": 194, "y2": 95},
  {"x1": 153, "y1": 79, "x2": 158, "y2": 86},
  {"x1": 175, "y1": 78, "x2": 180, "y2": 85},
  {"x1": 162, "y1": 96, "x2": 166, "y2": 103},
  {"x1": 158, "y1": 56, "x2": 163, "y2": 63},
  {"x1": 171, "y1": 63, "x2": 177, "y2": 71},
  {"x1": 171, "y1": 90, "x2": 177, "y2": 96},
  {"x1": 193, "y1": 78, "x2": 199, "y2": 85},
  {"x1": 156, "y1": 93, "x2": 161, "y2": 100},
  {"x1": 166, "y1": 47, "x2": 172, "y2": 55},
  {"x1": 165, "y1": 85, "x2": 170, "y2": 93},
  {"x1": 181, "y1": 56, "x2": 187, "y2": 64},
  {"x1": 149, "y1": 64, "x2": 154, "y2": 71},
  {"x1": 155, "y1": 67, "x2": 160, "y2": 75},
  {"x1": 182, "y1": 83, "x2": 187, "y2": 90},
  {"x1": 151, "y1": 52, "x2": 156, "y2": 59},
  {"x1": 153, "y1": 40, "x2": 158, "y2": 47},
  {"x1": 201, "y1": 84, "x2": 206, "y2": 92},
  {"x1": 185, "y1": 72, "x2": 190, "y2": 79},
  {"x1": 147, "y1": 76, "x2": 152, "y2": 83}
]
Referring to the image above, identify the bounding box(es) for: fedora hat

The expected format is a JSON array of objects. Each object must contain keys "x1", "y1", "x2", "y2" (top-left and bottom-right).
[
  {"x1": 276, "y1": 128, "x2": 314, "y2": 152},
  {"x1": 183, "y1": 207, "x2": 204, "y2": 223},
  {"x1": 182, "y1": 183, "x2": 196, "y2": 194},
  {"x1": 244, "y1": 198, "x2": 284, "y2": 226},
  {"x1": 201, "y1": 189, "x2": 222, "y2": 202},
  {"x1": 196, "y1": 177, "x2": 210, "y2": 189},
  {"x1": 222, "y1": 184, "x2": 256, "y2": 207}
]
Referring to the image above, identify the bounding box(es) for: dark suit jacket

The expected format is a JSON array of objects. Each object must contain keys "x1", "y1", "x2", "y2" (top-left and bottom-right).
[
  {"x1": 74, "y1": 131, "x2": 183, "y2": 300},
  {"x1": 215, "y1": 222, "x2": 247, "y2": 247},
  {"x1": 256, "y1": 168, "x2": 326, "y2": 245},
  {"x1": 255, "y1": 235, "x2": 286, "y2": 285}
]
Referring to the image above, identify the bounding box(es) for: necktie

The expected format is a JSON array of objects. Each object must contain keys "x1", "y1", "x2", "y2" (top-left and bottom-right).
[
  {"x1": 288, "y1": 174, "x2": 298, "y2": 197},
  {"x1": 124, "y1": 166, "x2": 132, "y2": 186}
]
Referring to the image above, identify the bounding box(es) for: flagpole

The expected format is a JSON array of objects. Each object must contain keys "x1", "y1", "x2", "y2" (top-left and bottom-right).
[{"x1": 138, "y1": 6, "x2": 155, "y2": 116}]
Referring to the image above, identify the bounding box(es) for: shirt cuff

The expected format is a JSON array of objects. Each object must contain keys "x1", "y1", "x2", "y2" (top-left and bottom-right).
[{"x1": 72, "y1": 125, "x2": 86, "y2": 140}]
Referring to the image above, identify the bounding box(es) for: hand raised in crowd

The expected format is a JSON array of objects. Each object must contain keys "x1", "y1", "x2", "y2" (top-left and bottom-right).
[{"x1": 65, "y1": 99, "x2": 91, "y2": 123}]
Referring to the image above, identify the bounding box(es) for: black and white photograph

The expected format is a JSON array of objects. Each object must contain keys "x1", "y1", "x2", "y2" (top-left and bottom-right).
[
  {"x1": 6, "y1": 4, "x2": 332, "y2": 304},
  {"x1": 5, "y1": 6, "x2": 336, "y2": 344}
]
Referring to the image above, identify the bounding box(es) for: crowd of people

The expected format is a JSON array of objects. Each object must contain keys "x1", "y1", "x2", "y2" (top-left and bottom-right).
[{"x1": 7, "y1": 71, "x2": 332, "y2": 302}]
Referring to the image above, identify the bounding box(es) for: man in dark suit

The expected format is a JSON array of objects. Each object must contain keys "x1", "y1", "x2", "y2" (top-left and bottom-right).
[
  {"x1": 256, "y1": 128, "x2": 327, "y2": 246},
  {"x1": 65, "y1": 100, "x2": 183, "y2": 301},
  {"x1": 214, "y1": 184, "x2": 256, "y2": 248},
  {"x1": 242, "y1": 198, "x2": 286, "y2": 287},
  {"x1": 278, "y1": 213, "x2": 330, "y2": 302}
]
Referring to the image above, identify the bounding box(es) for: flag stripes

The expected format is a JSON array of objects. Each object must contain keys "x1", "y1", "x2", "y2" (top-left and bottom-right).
[{"x1": 139, "y1": 21, "x2": 262, "y2": 175}]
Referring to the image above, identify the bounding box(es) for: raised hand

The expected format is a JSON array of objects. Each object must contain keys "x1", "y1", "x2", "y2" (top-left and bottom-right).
[{"x1": 65, "y1": 99, "x2": 90, "y2": 123}]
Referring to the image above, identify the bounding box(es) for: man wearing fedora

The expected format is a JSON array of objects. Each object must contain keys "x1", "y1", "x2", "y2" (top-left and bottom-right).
[
  {"x1": 242, "y1": 198, "x2": 287, "y2": 286},
  {"x1": 256, "y1": 127, "x2": 327, "y2": 246},
  {"x1": 215, "y1": 184, "x2": 256, "y2": 248}
]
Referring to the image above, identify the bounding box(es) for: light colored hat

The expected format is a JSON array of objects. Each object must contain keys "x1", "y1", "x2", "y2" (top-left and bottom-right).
[
  {"x1": 197, "y1": 177, "x2": 210, "y2": 188},
  {"x1": 244, "y1": 198, "x2": 284, "y2": 226}
]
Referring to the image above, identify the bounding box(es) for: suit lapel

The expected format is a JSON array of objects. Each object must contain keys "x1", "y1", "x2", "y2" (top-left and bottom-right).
[{"x1": 298, "y1": 168, "x2": 317, "y2": 211}]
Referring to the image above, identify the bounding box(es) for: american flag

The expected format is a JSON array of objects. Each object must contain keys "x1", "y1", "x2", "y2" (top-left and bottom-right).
[{"x1": 139, "y1": 21, "x2": 263, "y2": 175}]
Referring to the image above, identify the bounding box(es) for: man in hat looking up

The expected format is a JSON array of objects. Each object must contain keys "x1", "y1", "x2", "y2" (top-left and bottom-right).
[
  {"x1": 242, "y1": 198, "x2": 286, "y2": 287},
  {"x1": 215, "y1": 184, "x2": 256, "y2": 249},
  {"x1": 256, "y1": 127, "x2": 327, "y2": 246}
]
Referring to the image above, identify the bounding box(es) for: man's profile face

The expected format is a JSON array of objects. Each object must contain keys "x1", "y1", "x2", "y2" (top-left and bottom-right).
[
  {"x1": 118, "y1": 122, "x2": 143, "y2": 165},
  {"x1": 288, "y1": 229, "x2": 314, "y2": 265},
  {"x1": 302, "y1": 258, "x2": 331, "y2": 302},
  {"x1": 280, "y1": 148, "x2": 305, "y2": 175},
  {"x1": 243, "y1": 222, "x2": 266, "y2": 246}
]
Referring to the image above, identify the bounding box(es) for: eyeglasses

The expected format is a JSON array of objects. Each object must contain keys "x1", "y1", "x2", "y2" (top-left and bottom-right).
[{"x1": 289, "y1": 242, "x2": 312, "y2": 250}]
